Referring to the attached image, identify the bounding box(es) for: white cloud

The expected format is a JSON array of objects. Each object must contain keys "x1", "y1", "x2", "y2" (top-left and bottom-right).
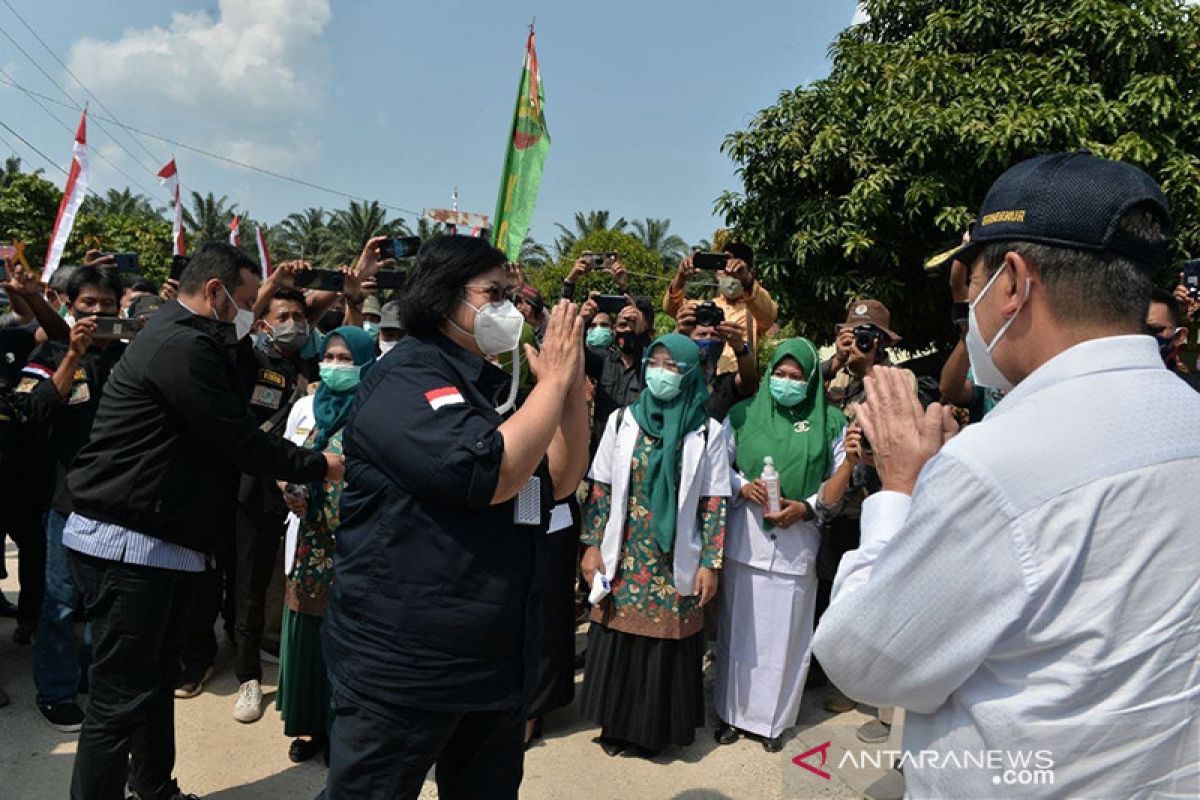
[{"x1": 66, "y1": 0, "x2": 332, "y2": 171}]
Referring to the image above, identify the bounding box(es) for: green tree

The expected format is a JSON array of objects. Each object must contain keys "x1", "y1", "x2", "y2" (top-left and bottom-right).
[
  {"x1": 719, "y1": 0, "x2": 1200, "y2": 351},
  {"x1": 276, "y1": 207, "x2": 330, "y2": 263},
  {"x1": 183, "y1": 191, "x2": 238, "y2": 245},
  {"x1": 68, "y1": 213, "x2": 173, "y2": 284},
  {"x1": 631, "y1": 217, "x2": 688, "y2": 272},
  {"x1": 1, "y1": 156, "x2": 42, "y2": 188},
  {"x1": 81, "y1": 188, "x2": 163, "y2": 221},
  {"x1": 0, "y1": 171, "x2": 60, "y2": 273},
  {"x1": 517, "y1": 234, "x2": 551, "y2": 270},
  {"x1": 532, "y1": 229, "x2": 670, "y2": 307},
  {"x1": 553, "y1": 210, "x2": 628, "y2": 259},
  {"x1": 326, "y1": 200, "x2": 410, "y2": 266}
]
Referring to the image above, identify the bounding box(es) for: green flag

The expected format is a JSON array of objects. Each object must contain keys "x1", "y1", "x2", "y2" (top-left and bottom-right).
[{"x1": 492, "y1": 29, "x2": 549, "y2": 262}]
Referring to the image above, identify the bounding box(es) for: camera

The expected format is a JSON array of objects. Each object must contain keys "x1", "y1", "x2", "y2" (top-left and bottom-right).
[
  {"x1": 1183, "y1": 259, "x2": 1200, "y2": 300},
  {"x1": 852, "y1": 324, "x2": 883, "y2": 354},
  {"x1": 693, "y1": 301, "x2": 725, "y2": 329},
  {"x1": 93, "y1": 316, "x2": 144, "y2": 341},
  {"x1": 594, "y1": 294, "x2": 628, "y2": 316},
  {"x1": 692, "y1": 252, "x2": 729, "y2": 271},
  {"x1": 581, "y1": 251, "x2": 617, "y2": 269}
]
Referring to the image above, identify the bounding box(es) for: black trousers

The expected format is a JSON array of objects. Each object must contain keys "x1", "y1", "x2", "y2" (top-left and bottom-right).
[
  {"x1": 177, "y1": 552, "x2": 235, "y2": 681},
  {"x1": 321, "y1": 696, "x2": 525, "y2": 800},
  {"x1": 234, "y1": 504, "x2": 286, "y2": 683},
  {"x1": 67, "y1": 551, "x2": 194, "y2": 800}
]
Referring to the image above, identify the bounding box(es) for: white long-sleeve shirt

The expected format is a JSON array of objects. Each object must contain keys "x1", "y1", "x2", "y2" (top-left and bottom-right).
[{"x1": 811, "y1": 335, "x2": 1200, "y2": 799}]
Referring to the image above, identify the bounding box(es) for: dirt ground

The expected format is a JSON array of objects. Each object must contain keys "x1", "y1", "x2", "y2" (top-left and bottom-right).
[{"x1": 0, "y1": 542, "x2": 891, "y2": 799}]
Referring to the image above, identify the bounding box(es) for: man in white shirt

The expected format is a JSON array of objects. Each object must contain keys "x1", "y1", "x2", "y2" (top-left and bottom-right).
[{"x1": 812, "y1": 152, "x2": 1200, "y2": 799}]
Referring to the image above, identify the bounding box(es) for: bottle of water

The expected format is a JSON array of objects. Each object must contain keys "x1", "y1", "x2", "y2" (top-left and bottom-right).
[{"x1": 762, "y1": 456, "x2": 782, "y2": 515}]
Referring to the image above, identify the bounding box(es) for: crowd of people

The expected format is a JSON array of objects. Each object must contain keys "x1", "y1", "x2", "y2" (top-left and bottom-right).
[{"x1": 0, "y1": 150, "x2": 1198, "y2": 800}]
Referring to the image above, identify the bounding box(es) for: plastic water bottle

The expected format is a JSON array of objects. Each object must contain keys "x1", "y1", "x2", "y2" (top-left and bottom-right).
[{"x1": 762, "y1": 456, "x2": 782, "y2": 515}]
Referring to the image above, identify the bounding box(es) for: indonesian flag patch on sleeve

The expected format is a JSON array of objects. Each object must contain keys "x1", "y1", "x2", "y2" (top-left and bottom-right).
[{"x1": 425, "y1": 386, "x2": 465, "y2": 410}]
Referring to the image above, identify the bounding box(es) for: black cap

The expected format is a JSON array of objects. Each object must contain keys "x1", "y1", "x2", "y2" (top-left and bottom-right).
[{"x1": 926, "y1": 151, "x2": 1171, "y2": 271}]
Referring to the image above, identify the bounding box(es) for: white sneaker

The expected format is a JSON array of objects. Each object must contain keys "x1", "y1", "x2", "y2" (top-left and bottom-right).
[{"x1": 232, "y1": 679, "x2": 264, "y2": 723}]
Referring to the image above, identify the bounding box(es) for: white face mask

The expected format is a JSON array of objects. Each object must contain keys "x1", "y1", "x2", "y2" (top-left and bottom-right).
[
  {"x1": 379, "y1": 339, "x2": 398, "y2": 356},
  {"x1": 455, "y1": 298, "x2": 525, "y2": 356},
  {"x1": 218, "y1": 285, "x2": 254, "y2": 341},
  {"x1": 966, "y1": 262, "x2": 1029, "y2": 392}
]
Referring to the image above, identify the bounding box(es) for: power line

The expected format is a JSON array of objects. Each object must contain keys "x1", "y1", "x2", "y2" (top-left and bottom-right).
[
  {"x1": 0, "y1": 17, "x2": 172, "y2": 188},
  {"x1": 0, "y1": 0, "x2": 166, "y2": 168},
  {"x1": 0, "y1": 68, "x2": 160, "y2": 197},
  {"x1": 0, "y1": 75, "x2": 422, "y2": 219},
  {"x1": 0, "y1": 118, "x2": 69, "y2": 179}
]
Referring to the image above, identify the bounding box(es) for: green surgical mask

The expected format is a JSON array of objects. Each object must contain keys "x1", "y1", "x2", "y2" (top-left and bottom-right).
[
  {"x1": 644, "y1": 367, "x2": 684, "y2": 401},
  {"x1": 718, "y1": 275, "x2": 745, "y2": 300},
  {"x1": 586, "y1": 327, "x2": 614, "y2": 349},
  {"x1": 319, "y1": 363, "x2": 361, "y2": 393},
  {"x1": 769, "y1": 376, "x2": 809, "y2": 407}
]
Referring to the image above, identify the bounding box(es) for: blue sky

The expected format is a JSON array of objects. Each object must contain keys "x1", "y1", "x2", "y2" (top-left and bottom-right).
[{"x1": 1, "y1": 0, "x2": 860, "y2": 248}]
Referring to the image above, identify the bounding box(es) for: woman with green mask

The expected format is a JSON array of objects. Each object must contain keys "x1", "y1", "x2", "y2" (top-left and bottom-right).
[
  {"x1": 275, "y1": 326, "x2": 376, "y2": 763},
  {"x1": 713, "y1": 337, "x2": 858, "y2": 753},
  {"x1": 579, "y1": 333, "x2": 731, "y2": 758}
]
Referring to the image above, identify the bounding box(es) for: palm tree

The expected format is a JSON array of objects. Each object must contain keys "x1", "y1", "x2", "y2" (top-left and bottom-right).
[
  {"x1": 81, "y1": 187, "x2": 163, "y2": 220},
  {"x1": 276, "y1": 207, "x2": 330, "y2": 262},
  {"x1": 518, "y1": 234, "x2": 551, "y2": 269},
  {"x1": 183, "y1": 191, "x2": 238, "y2": 244},
  {"x1": 553, "y1": 210, "x2": 627, "y2": 258},
  {"x1": 631, "y1": 217, "x2": 687, "y2": 271},
  {"x1": 326, "y1": 200, "x2": 410, "y2": 265},
  {"x1": 415, "y1": 217, "x2": 445, "y2": 241}
]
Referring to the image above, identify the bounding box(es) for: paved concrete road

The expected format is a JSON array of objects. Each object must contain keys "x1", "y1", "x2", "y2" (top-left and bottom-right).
[{"x1": 1, "y1": 543, "x2": 888, "y2": 799}]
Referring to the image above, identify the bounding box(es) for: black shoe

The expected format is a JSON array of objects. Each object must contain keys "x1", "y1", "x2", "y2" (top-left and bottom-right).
[
  {"x1": 12, "y1": 623, "x2": 32, "y2": 645},
  {"x1": 38, "y1": 702, "x2": 84, "y2": 733},
  {"x1": 762, "y1": 735, "x2": 784, "y2": 753},
  {"x1": 288, "y1": 736, "x2": 326, "y2": 763},
  {"x1": 599, "y1": 737, "x2": 626, "y2": 757},
  {"x1": 0, "y1": 595, "x2": 17, "y2": 618},
  {"x1": 714, "y1": 723, "x2": 740, "y2": 745}
]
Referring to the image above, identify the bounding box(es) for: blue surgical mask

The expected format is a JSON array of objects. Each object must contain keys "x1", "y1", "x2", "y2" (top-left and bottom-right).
[
  {"x1": 586, "y1": 327, "x2": 614, "y2": 349},
  {"x1": 770, "y1": 376, "x2": 809, "y2": 407},
  {"x1": 319, "y1": 363, "x2": 361, "y2": 393},
  {"x1": 644, "y1": 367, "x2": 684, "y2": 401},
  {"x1": 695, "y1": 338, "x2": 724, "y2": 364}
]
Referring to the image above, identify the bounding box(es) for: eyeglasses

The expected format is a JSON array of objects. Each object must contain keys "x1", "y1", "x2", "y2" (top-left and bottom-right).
[{"x1": 464, "y1": 283, "x2": 512, "y2": 304}]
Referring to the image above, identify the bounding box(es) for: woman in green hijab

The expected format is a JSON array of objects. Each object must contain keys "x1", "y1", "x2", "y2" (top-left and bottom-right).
[
  {"x1": 579, "y1": 333, "x2": 732, "y2": 758},
  {"x1": 713, "y1": 337, "x2": 858, "y2": 753}
]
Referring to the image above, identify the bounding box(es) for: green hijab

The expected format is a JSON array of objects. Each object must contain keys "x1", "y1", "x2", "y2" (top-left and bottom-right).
[
  {"x1": 628, "y1": 333, "x2": 710, "y2": 553},
  {"x1": 728, "y1": 337, "x2": 846, "y2": 503}
]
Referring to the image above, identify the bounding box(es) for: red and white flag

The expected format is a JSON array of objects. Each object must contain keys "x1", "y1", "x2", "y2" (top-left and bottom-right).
[
  {"x1": 157, "y1": 158, "x2": 186, "y2": 256},
  {"x1": 254, "y1": 225, "x2": 271, "y2": 279},
  {"x1": 43, "y1": 109, "x2": 89, "y2": 281},
  {"x1": 424, "y1": 386, "x2": 465, "y2": 410},
  {"x1": 228, "y1": 214, "x2": 241, "y2": 247}
]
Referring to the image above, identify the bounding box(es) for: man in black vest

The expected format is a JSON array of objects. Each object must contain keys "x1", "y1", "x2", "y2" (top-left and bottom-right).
[{"x1": 64, "y1": 244, "x2": 342, "y2": 800}]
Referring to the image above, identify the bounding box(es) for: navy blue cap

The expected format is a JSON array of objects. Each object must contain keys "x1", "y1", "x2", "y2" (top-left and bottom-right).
[{"x1": 926, "y1": 151, "x2": 1171, "y2": 271}]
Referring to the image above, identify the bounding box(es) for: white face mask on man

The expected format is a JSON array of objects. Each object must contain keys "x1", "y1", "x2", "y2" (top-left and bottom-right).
[{"x1": 966, "y1": 261, "x2": 1029, "y2": 392}]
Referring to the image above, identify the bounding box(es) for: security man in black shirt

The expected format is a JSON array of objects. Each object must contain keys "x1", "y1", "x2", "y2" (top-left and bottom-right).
[
  {"x1": 321, "y1": 236, "x2": 590, "y2": 800},
  {"x1": 15, "y1": 265, "x2": 125, "y2": 731}
]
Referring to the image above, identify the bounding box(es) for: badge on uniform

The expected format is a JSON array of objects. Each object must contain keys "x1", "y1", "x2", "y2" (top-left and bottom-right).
[
  {"x1": 425, "y1": 386, "x2": 465, "y2": 410},
  {"x1": 258, "y1": 369, "x2": 286, "y2": 389},
  {"x1": 68, "y1": 381, "x2": 91, "y2": 406},
  {"x1": 514, "y1": 476, "x2": 542, "y2": 526},
  {"x1": 15, "y1": 377, "x2": 38, "y2": 394},
  {"x1": 250, "y1": 384, "x2": 283, "y2": 409}
]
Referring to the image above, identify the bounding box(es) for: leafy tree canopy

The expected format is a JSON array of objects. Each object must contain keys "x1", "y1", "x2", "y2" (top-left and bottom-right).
[{"x1": 719, "y1": 0, "x2": 1200, "y2": 350}]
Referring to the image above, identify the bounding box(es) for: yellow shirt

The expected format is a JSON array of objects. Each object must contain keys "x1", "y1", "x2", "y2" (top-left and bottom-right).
[{"x1": 663, "y1": 283, "x2": 778, "y2": 375}]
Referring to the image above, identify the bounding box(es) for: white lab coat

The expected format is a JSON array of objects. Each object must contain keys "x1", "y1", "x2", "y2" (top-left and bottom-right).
[
  {"x1": 715, "y1": 419, "x2": 845, "y2": 738},
  {"x1": 587, "y1": 407, "x2": 731, "y2": 598},
  {"x1": 281, "y1": 394, "x2": 315, "y2": 575}
]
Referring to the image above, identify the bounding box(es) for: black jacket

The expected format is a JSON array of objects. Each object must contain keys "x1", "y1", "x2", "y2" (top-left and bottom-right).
[
  {"x1": 324, "y1": 332, "x2": 550, "y2": 717},
  {"x1": 17, "y1": 338, "x2": 125, "y2": 515},
  {"x1": 67, "y1": 301, "x2": 327, "y2": 554}
]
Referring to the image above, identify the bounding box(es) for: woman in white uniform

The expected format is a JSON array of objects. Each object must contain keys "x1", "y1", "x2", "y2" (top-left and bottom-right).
[{"x1": 714, "y1": 337, "x2": 858, "y2": 752}]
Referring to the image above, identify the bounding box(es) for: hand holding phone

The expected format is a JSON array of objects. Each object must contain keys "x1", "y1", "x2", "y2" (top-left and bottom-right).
[
  {"x1": 378, "y1": 237, "x2": 422, "y2": 261},
  {"x1": 692, "y1": 252, "x2": 729, "y2": 272}
]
